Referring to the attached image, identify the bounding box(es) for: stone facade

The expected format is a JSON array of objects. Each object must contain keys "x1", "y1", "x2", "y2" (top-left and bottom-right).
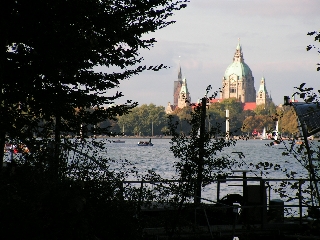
[
  {"x1": 173, "y1": 66, "x2": 183, "y2": 106},
  {"x1": 166, "y1": 66, "x2": 189, "y2": 114},
  {"x1": 166, "y1": 41, "x2": 272, "y2": 113},
  {"x1": 221, "y1": 41, "x2": 256, "y2": 103},
  {"x1": 177, "y1": 78, "x2": 191, "y2": 109},
  {"x1": 256, "y1": 76, "x2": 272, "y2": 106}
]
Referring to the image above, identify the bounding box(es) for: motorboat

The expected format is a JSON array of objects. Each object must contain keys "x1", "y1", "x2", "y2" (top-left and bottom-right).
[
  {"x1": 137, "y1": 139, "x2": 153, "y2": 146},
  {"x1": 112, "y1": 139, "x2": 125, "y2": 143}
]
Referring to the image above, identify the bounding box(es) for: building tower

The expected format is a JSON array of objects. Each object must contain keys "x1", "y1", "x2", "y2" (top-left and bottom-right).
[
  {"x1": 221, "y1": 39, "x2": 256, "y2": 103},
  {"x1": 166, "y1": 65, "x2": 191, "y2": 114},
  {"x1": 173, "y1": 66, "x2": 183, "y2": 106},
  {"x1": 177, "y1": 78, "x2": 191, "y2": 108},
  {"x1": 256, "y1": 76, "x2": 272, "y2": 106}
]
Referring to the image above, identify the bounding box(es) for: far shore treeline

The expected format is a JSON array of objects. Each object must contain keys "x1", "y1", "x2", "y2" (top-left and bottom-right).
[{"x1": 85, "y1": 98, "x2": 300, "y2": 137}]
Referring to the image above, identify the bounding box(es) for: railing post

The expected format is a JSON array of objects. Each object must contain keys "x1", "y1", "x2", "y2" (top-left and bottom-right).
[
  {"x1": 136, "y1": 179, "x2": 144, "y2": 215},
  {"x1": 260, "y1": 179, "x2": 266, "y2": 228},
  {"x1": 119, "y1": 181, "x2": 124, "y2": 201},
  {"x1": 217, "y1": 179, "x2": 220, "y2": 202},
  {"x1": 299, "y1": 180, "x2": 302, "y2": 225}
]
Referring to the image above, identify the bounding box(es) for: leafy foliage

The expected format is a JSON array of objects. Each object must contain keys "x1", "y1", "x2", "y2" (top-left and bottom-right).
[
  {"x1": 117, "y1": 104, "x2": 168, "y2": 136},
  {"x1": 1, "y1": 0, "x2": 189, "y2": 166},
  {"x1": 307, "y1": 31, "x2": 320, "y2": 71},
  {"x1": 0, "y1": 1, "x2": 189, "y2": 239},
  {"x1": 167, "y1": 96, "x2": 239, "y2": 203}
]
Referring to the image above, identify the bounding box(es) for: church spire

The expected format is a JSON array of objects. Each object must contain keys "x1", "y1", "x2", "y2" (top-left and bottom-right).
[
  {"x1": 258, "y1": 76, "x2": 267, "y2": 93},
  {"x1": 178, "y1": 56, "x2": 182, "y2": 81},
  {"x1": 256, "y1": 76, "x2": 271, "y2": 106},
  {"x1": 236, "y1": 37, "x2": 242, "y2": 51},
  {"x1": 178, "y1": 65, "x2": 182, "y2": 81}
]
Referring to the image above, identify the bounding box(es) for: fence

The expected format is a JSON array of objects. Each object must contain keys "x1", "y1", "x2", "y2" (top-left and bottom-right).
[{"x1": 120, "y1": 176, "x2": 320, "y2": 225}]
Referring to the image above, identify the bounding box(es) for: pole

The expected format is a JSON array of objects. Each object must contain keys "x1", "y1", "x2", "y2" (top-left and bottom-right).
[
  {"x1": 195, "y1": 97, "x2": 206, "y2": 204},
  {"x1": 226, "y1": 109, "x2": 230, "y2": 140}
]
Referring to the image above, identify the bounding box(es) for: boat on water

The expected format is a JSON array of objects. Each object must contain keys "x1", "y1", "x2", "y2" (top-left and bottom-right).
[
  {"x1": 137, "y1": 139, "x2": 153, "y2": 146},
  {"x1": 112, "y1": 139, "x2": 125, "y2": 143}
]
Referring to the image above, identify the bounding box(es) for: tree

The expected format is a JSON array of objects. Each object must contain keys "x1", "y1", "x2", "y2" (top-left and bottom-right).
[
  {"x1": 277, "y1": 105, "x2": 298, "y2": 136},
  {"x1": 242, "y1": 115, "x2": 274, "y2": 134},
  {"x1": 207, "y1": 98, "x2": 244, "y2": 135},
  {"x1": 1, "y1": 0, "x2": 189, "y2": 169},
  {"x1": 0, "y1": 1, "x2": 190, "y2": 239},
  {"x1": 142, "y1": 95, "x2": 239, "y2": 236},
  {"x1": 172, "y1": 106, "x2": 192, "y2": 134},
  {"x1": 254, "y1": 102, "x2": 276, "y2": 116},
  {"x1": 117, "y1": 104, "x2": 168, "y2": 136}
]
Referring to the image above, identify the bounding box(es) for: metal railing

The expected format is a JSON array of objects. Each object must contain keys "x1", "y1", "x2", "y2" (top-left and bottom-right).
[{"x1": 120, "y1": 177, "x2": 320, "y2": 226}]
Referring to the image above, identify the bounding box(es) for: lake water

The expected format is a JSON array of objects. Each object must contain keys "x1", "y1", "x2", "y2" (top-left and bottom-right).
[
  {"x1": 102, "y1": 138, "x2": 319, "y2": 214},
  {"x1": 103, "y1": 138, "x2": 310, "y2": 178},
  {"x1": 5, "y1": 137, "x2": 318, "y2": 215}
]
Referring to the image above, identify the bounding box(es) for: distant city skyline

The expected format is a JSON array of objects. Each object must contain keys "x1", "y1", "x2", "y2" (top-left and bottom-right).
[{"x1": 100, "y1": 0, "x2": 320, "y2": 107}]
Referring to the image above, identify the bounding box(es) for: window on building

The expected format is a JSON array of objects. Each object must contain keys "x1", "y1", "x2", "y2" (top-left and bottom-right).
[{"x1": 230, "y1": 84, "x2": 236, "y2": 93}]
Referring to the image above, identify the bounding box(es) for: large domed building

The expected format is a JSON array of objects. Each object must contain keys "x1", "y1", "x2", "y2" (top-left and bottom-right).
[
  {"x1": 221, "y1": 40, "x2": 256, "y2": 103},
  {"x1": 166, "y1": 40, "x2": 272, "y2": 113}
]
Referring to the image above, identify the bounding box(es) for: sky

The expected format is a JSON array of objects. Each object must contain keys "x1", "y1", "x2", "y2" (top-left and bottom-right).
[{"x1": 110, "y1": 0, "x2": 320, "y2": 107}]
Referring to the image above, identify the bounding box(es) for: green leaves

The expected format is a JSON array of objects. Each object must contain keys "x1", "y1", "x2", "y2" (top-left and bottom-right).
[{"x1": 307, "y1": 30, "x2": 320, "y2": 71}]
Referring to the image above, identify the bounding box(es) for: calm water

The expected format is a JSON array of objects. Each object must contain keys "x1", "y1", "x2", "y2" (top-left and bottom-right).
[
  {"x1": 5, "y1": 138, "x2": 318, "y2": 215},
  {"x1": 102, "y1": 138, "x2": 319, "y2": 210},
  {"x1": 103, "y1": 138, "x2": 309, "y2": 179}
]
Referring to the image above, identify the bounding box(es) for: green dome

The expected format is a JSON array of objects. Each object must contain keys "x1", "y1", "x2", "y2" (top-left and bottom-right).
[{"x1": 224, "y1": 61, "x2": 252, "y2": 79}]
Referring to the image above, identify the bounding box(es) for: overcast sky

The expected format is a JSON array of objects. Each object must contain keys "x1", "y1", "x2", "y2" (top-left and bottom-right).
[{"x1": 110, "y1": 0, "x2": 320, "y2": 107}]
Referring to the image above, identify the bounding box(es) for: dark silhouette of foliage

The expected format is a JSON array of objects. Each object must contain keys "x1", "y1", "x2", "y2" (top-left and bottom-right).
[
  {"x1": 0, "y1": 1, "x2": 189, "y2": 239},
  {"x1": 307, "y1": 31, "x2": 320, "y2": 71},
  {"x1": 0, "y1": 0, "x2": 188, "y2": 168}
]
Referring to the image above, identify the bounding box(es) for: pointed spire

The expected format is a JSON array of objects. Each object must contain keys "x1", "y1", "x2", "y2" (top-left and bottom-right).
[
  {"x1": 258, "y1": 76, "x2": 267, "y2": 92},
  {"x1": 178, "y1": 56, "x2": 182, "y2": 81},
  {"x1": 233, "y1": 38, "x2": 244, "y2": 63},
  {"x1": 236, "y1": 37, "x2": 242, "y2": 51},
  {"x1": 178, "y1": 66, "x2": 182, "y2": 81}
]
